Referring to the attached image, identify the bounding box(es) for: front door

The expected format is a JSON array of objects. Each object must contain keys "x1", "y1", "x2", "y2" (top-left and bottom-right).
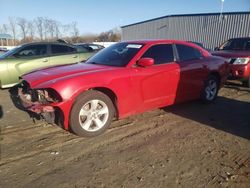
[
  {"x1": 7, "y1": 44, "x2": 50, "y2": 85},
  {"x1": 131, "y1": 44, "x2": 180, "y2": 112}
]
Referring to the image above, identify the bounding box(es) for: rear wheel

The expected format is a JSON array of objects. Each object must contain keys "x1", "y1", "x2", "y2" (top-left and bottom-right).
[
  {"x1": 70, "y1": 90, "x2": 115, "y2": 137},
  {"x1": 242, "y1": 77, "x2": 250, "y2": 87},
  {"x1": 201, "y1": 75, "x2": 219, "y2": 103}
]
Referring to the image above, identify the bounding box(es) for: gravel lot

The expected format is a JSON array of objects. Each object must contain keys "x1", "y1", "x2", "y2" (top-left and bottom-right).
[{"x1": 0, "y1": 81, "x2": 249, "y2": 188}]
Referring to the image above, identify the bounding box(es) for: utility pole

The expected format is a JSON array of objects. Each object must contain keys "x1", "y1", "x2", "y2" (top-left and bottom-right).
[{"x1": 219, "y1": 0, "x2": 225, "y2": 22}]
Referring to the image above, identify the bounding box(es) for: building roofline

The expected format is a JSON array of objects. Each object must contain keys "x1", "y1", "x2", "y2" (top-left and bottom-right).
[{"x1": 121, "y1": 11, "x2": 250, "y2": 28}]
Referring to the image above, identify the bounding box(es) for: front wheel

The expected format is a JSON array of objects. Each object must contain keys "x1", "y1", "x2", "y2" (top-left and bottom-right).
[
  {"x1": 201, "y1": 75, "x2": 219, "y2": 103},
  {"x1": 70, "y1": 90, "x2": 115, "y2": 137}
]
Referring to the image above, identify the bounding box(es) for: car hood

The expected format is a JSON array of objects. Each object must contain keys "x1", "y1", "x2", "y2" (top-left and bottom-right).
[
  {"x1": 212, "y1": 50, "x2": 250, "y2": 58},
  {"x1": 22, "y1": 63, "x2": 119, "y2": 88}
]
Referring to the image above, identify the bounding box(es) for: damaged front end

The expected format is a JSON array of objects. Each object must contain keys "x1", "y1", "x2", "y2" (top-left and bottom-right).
[{"x1": 16, "y1": 81, "x2": 62, "y2": 124}]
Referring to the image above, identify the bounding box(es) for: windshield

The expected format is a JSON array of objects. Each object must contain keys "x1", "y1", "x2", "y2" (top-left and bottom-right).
[
  {"x1": 86, "y1": 42, "x2": 143, "y2": 67},
  {"x1": 219, "y1": 38, "x2": 250, "y2": 51},
  {"x1": 0, "y1": 46, "x2": 21, "y2": 59}
]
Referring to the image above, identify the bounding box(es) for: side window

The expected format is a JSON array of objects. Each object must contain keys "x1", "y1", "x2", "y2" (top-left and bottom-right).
[
  {"x1": 68, "y1": 46, "x2": 77, "y2": 53},
  {"x1": 16, "y1": 45, "x2": 47, "y2": 57},
  {"x1": 76, "y1": 46, "x2": 89, "y2": 53},
  {"x1": 176, "y1": 44, "x2": 202, "y2": 61},
  {"x1": 142, "y1": 44, "x2": 174, "y2": 65},
  {"x1": 245, "y1": 40, "x2": 250, "y2": 50},
  {"x1": 51, "y1": 44, "x2": 76, "y2": 55},
  {"x1": 89, "y1": 45, "x2": 98, "y2": 50}
]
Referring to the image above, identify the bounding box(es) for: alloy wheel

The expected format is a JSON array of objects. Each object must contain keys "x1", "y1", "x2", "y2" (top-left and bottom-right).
[
  {"x1": 205, "y1": 79, "x2": 218, "y2": 101},
  {"x1": 78, "y1": 99, "x2": 109, "y2": 132}
]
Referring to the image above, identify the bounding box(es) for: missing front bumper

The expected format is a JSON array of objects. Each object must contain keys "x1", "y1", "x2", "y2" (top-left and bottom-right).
[
  {"x1": 16, "y1": 86, "x2": 57, "y2": 124},
  {"x1": 18, "y1": 87, "x2": 55, "y2": 114}
]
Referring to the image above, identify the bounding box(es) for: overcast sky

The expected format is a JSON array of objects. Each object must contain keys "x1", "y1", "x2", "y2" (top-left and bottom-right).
[{"x1": 0, "y1": 0, "x2": 249, "y2": 34}]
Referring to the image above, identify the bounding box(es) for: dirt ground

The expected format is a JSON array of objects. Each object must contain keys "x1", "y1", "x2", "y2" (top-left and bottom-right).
[{"x1": 0, "y1": 81, "x2": 249, "y2": 188}]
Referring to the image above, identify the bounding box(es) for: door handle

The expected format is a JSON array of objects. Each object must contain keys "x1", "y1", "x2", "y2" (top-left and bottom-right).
[
  {"x1": 43, "y1": 59, "x2": 48, "y2": 62},
  {"x1": 73, "y1": 55, "x2": 78, "y2": 58}
]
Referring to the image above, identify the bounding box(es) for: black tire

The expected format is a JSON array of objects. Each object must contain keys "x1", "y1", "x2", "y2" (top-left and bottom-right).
[
  {"x1": 70, "y1": 90, "x2": 115, "y2": 137},
  {"x1": 242, "y1": 77, "x2": 250, "y2": 88},
  {"x1": 201, "y1": 75, "x2": 219, "y2": 103}
]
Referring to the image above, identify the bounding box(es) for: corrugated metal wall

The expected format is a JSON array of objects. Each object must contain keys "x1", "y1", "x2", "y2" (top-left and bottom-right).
[{"x1": 121, "y1": 12, "x2": 250, "y2": 49}]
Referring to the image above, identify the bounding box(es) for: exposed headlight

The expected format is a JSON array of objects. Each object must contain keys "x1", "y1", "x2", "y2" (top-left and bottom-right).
[
  {"x1": 35, "y1": 89, "x2": 62, "y2": 103},
  {"x1": 233, "y1": 58, "x2": 250, "y2": 65}
]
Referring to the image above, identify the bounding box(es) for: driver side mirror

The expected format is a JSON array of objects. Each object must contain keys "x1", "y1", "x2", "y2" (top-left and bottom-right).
[{"x1": 137, "y1": 58, "x2": 154, "y2": 67}]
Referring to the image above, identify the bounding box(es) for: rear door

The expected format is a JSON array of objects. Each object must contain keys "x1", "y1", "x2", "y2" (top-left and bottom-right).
[
  {"x1": 174, "y1": 44, "x2": 209, "y2": 102},
  {"x1": 49, "y1": 44, "x2": 80, "y2": 66}
]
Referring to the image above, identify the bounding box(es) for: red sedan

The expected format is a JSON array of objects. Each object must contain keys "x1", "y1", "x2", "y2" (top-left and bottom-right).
[{"x1": 17, "y1": 40, "x2": 229, "y2": 137}]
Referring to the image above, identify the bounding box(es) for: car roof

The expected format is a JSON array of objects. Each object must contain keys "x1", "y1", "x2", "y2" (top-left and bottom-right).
[
  {"x1": 123, "y1": 39, "x2": 185, "y2": 43},
  {"x1": 122, "y1": 39, "x2": 210, "y2": 56},
  {"x1": 228, "y1": 37, "x2": 250, "y2": 40},
  {"x1": 20, "y1": 42, "x2": 75, "y2": 47},
  {"x1": 122, "y1": 39, "x2": 205, "y2": 46},
  {"x1": 75, "y1": 43, "x2": 104, "y2": 46}
]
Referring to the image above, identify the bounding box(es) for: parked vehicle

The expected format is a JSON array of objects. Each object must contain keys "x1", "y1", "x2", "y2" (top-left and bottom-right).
[
  {"x1": 0, "y1": 47, "x2": 8, "y2": 55},
  {"x1": 75, "y1": 43, "x2": 105, "y2": 52},
  {"x1": 0, "y1": 42, "x2": 94, "y2": 88},
  {"x1": 212, "y1": 37, "x2": 250, "y2": 87},
  {"x1": 16, "y1": 40, "x2": 229, "y2": 137}
]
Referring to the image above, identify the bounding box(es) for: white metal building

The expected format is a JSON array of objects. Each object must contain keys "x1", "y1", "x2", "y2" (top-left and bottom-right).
[{"x1": 121, "y1": 12, "x2": 250, "y2": 49}]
